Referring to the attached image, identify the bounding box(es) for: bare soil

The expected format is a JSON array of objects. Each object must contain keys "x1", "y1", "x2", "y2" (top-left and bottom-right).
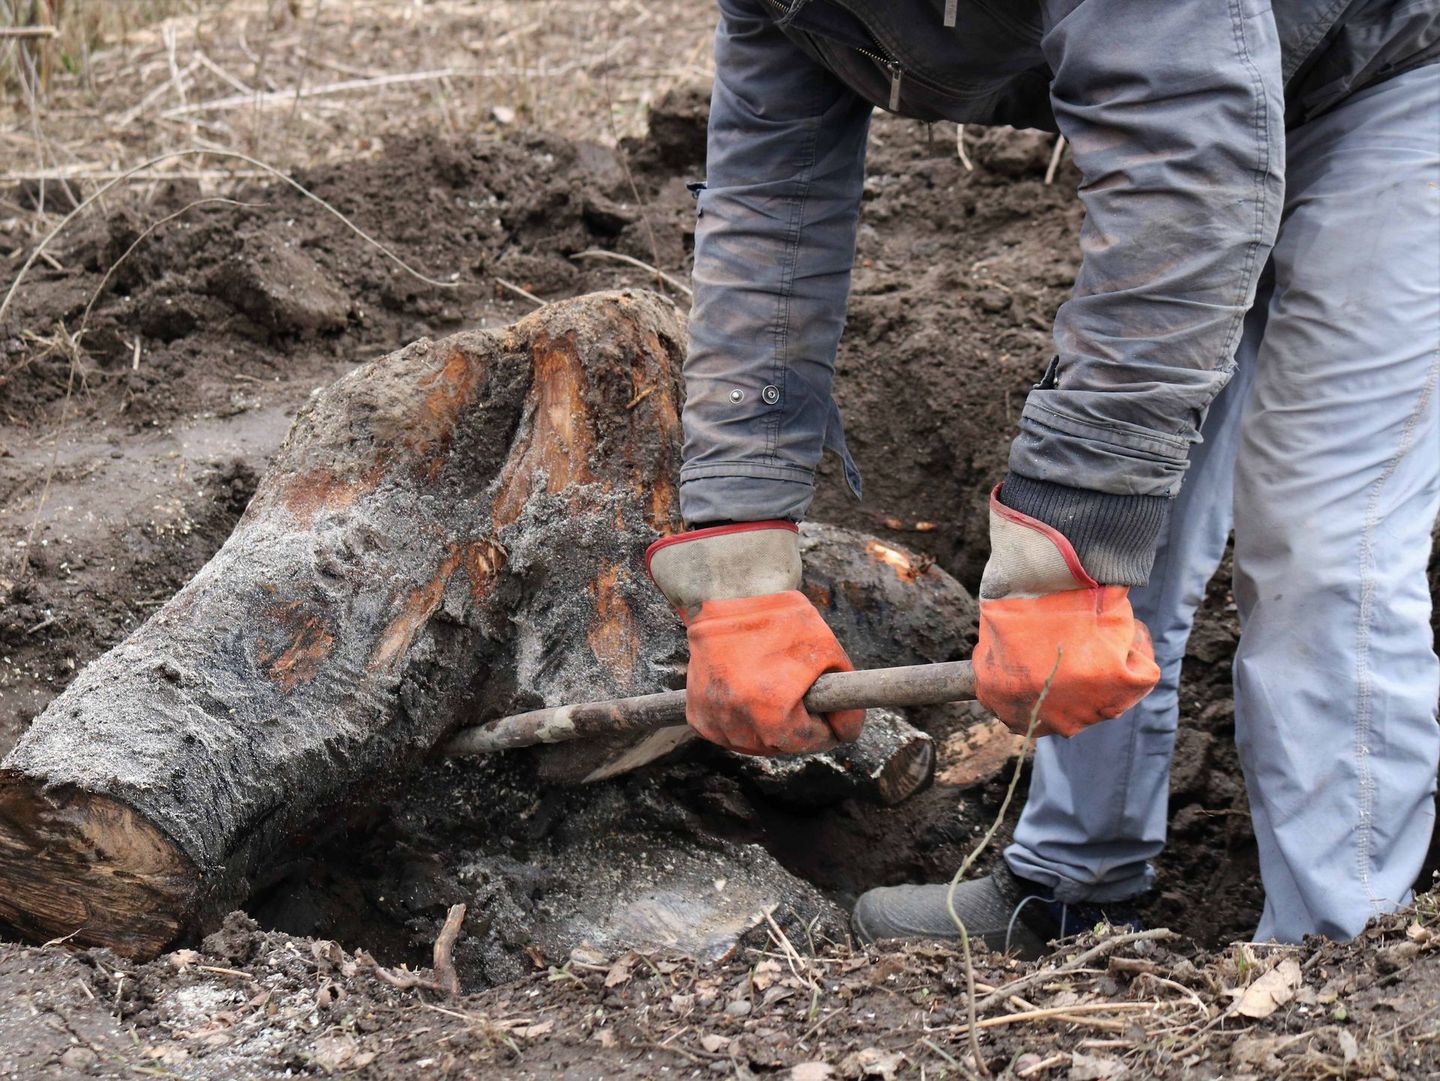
[{"x1": 2, "y1": 14, "x2": 1439, "y2": 1077}]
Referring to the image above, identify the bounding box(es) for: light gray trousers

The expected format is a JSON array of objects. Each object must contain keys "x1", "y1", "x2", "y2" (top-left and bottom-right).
[{"x1": 1005, "y1": 62, "x2": 1440, "y2": 944}]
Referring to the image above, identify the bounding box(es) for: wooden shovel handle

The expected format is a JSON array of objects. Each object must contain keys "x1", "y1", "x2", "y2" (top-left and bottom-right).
[{"x1": 443, "y1": 660, "x2": 976, "y2": 756}]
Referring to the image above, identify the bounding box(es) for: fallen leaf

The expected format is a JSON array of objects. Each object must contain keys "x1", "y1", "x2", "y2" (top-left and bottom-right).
[
  {"x1": 1338, "y1": 1029, "x2": 1359, "y2": 1065},
  {"x1": 1069, "y1": 1052, "x2": 1127, "y2": 1080},
  {"x1": 700, "y1": 1034, "x2": 730, "y2": 1054},
  {"x1": 167, "y1": 949, "x2": 202, "y2": 970},
  {"x1": 1232, "y1": 958, "x2": 1303, "y2": 1019},
  {"x1": 840, "y1": 1047, "x2": 905, "y2": 1079},
  {"x1": 517, "y1": 1020, "x2": 555, "y2": 1039},
  {"x1": 789, "y1": 1064, "x2": 835, "y2": 1081},
  {"x1": 752, "y1": 959, "x2": 783, "y2": 990},
  {"x1": 760, "y1": 985, "x2": 797, "y2": 1009},
  {"x1": 309, "y1": 1034, "x2": 359, "y2": 1074},
  {"x1": 143, "y1": 1046, "x2": 190, "y2": 1065},
  {"x1": 605, "y1": 955, "x2": 634, "y2": 988},
  {"x1": 1230, "y1": 1034, "x2": 1294, "y2": 1072}
]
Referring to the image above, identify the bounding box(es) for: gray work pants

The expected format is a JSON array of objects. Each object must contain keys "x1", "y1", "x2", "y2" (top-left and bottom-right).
[{"x1": 1005, "y1": 62, "x2": 1440, "y2": 944}]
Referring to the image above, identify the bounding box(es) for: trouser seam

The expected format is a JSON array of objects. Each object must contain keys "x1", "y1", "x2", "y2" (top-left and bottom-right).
[
  {"x1": 767, "y1": 104, "x2": 823, "y2": 461},
  {"x1": 1353, "y1": 342, "x2": 1440, "y2": 912}
]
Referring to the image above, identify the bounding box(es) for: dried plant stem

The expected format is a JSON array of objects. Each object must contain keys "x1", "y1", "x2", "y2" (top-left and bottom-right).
[
  {"x1": 973, "y1": 928, "x2": 1176, "y2": 1014},
  {"x1": 1, "y1": 146, "x2": 460, "y2": 324},
  {"x1": 432, "y1": 903, "x2": 466, "y2": 997},
  {"x1": 952, "y1": 1000, "x2": 1160, "y2": 1036},
  {"x1": 570, "y1": 249, "x2": 691, "y2": 298},
  {"x1": 1044, "y1": 135, "x2": 1067, "y2": 186},
  {"x1": 945, "y1": 651, "x2": 1058, "y2": 1078},
  {"x1": 494, "y1": 277, "x2": 545, "y2": 307},
  {"x1": 956, "y1": 124, "x2": 974, "y2": 172}
]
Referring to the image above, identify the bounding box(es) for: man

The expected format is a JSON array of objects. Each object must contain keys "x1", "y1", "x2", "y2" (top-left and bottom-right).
[{"x1": 646, "y1": 0, "x2": 1440, "y2": 954}]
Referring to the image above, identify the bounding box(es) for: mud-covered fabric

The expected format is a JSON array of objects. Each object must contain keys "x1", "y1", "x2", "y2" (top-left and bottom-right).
[{"x1": 1006, "y1": 63, "x2": 1440, "y2": 943}]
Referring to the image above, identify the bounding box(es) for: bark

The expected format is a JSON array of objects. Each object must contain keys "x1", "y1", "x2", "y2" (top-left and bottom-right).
[
  {"x1": 533, "y1": 521, "x2": 979, "y2": 785},
  {"x1": 0, "y1": 290, "x2": 689, "y2": 958},
  {"x1": 739, "y1": 708, "x2": 936, "y2": 807}
]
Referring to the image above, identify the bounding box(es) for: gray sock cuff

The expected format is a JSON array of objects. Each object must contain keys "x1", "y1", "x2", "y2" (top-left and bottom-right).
[{"x1": 998, "y1": 474, "x2": 1171, "y2": 587}]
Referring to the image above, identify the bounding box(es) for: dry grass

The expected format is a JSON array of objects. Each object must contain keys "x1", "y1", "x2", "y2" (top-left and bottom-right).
[{"x1": 1, "y1": 0, "x2": 713, "y2": 203}]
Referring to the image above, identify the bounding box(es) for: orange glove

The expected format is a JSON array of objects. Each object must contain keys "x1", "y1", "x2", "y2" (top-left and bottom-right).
[
  {"x1": 646, "y1": 522, "x2": 865, "y2": 756},
  {"x1": 975, "y1": 486, "x2": 1160, "y2": 738}
]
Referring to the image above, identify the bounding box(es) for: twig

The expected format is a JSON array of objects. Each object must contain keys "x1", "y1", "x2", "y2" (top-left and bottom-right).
[
  {"x1": 953, "y1": 1000, "x2": 1160, "y2": 1035},
  {"x1": 288, "y1": 0, "x2": 327, "y2": 130},
  {"x1": 1, "y1": 147, "x2": 461, "y2": 325},
  {"x1": 1044, "y1": 136, "x2": 1067, "y2": 186},
  {"x1": 194, "y1": 51, "x2": 255, "y2": 97},
  {"x1": 1017, "y1": 1053, "x2": 1070, "y2": 1078},
  {"x1": 973, "y1": 929, "x2": 1176, "y2": 1014},
  {"x1": 570, "y1": 249, "x2": 691, "y2": 298},
  {"x1": 764, "y1": 909, "x2": 823, "y2": 1021},
  {"x1": 494, "y1": 277, "x2": 545, "y2": 306},
  {"x1": 354, "y1": 949, "x2": 444, "y2": 993},
  {"x1": 956, "y1": 124, "x2": 974, "y2": 172},
  {"x1": 432, "y1": 903, "x2": 466, "y2": 997},
  {"x1": 920, "y1": 1037, "x2": 978, "y2": 1080},
  {"x1": 0, "y1": 26, "x2": 57, "y2": 39},
  {"x1": 195, "y1": 965, "x2": 256, "y2": 981},
  {"x1": 116, "y1": 59, "x2": 201, "y2": 128},
  {"x1": 162, "y1": 24, "x2": 187, "y2": 106}
]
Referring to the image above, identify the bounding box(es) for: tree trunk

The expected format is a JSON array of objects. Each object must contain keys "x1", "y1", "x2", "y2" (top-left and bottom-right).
[{"x1": 0, "y1": 290, "x2": 690, "y2": 959}]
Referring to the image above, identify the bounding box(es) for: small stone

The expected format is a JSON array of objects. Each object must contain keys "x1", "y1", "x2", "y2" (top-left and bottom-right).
[
  {"x1": 60, "y1": 1047, "x2": 98, "y2": 1070},
  {"x1": 724, "y1": 998, "x2": 752, "y2": 1017}
]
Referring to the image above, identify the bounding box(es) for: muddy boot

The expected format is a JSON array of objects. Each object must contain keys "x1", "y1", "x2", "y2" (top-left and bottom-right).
[{"x1": 851, "y1": 865, "x2": 1142, "y2": 960}]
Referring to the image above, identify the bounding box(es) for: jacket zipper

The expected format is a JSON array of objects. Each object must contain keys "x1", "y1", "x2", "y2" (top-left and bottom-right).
[{"x1": 763, "y1": 0, "x2": 904, "y2": 110}]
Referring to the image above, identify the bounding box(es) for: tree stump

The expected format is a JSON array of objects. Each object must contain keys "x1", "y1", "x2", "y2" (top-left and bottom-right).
[
  {"x1": 0, "y1": 289, "x2": 985, "y2": 961},
  {"x1": 0, "y1": 290, "x2": 690, "y2": 958}
]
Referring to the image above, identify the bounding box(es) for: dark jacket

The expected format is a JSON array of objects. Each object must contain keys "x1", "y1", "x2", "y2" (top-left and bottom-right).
[{"x1": 771, "y1": 0, "x2": 1440, "y2": 130}]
